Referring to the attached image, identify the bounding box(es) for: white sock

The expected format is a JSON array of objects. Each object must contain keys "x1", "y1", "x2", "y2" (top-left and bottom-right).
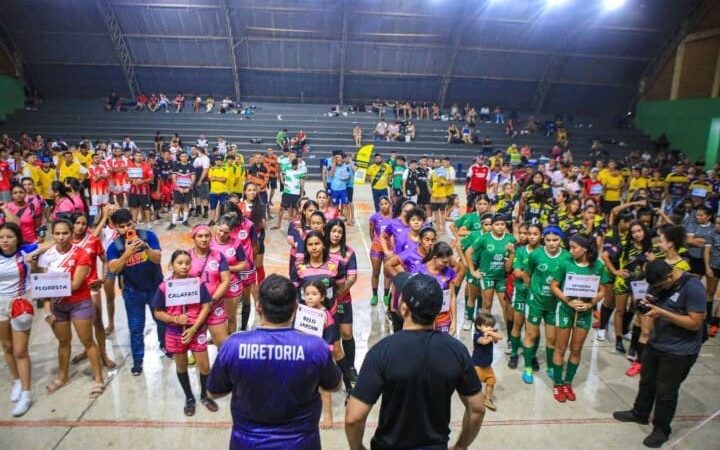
[
  {"x1": 10, "y1": 379, "x2": 21, "y2": 402},
  {"x1": 172, "y1": 213, "x2": 177, "y2": 224},
  {"x1": 21, "y1": 390, "x2": 31, "y2": 401},
  {"x1": 183, "y1": 211, "x2": 189, "y2": 221}
]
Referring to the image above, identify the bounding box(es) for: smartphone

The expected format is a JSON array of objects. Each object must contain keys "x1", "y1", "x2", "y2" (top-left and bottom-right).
[{"x1": 126, "y1": 229, "x2": 137, "y2": 241}]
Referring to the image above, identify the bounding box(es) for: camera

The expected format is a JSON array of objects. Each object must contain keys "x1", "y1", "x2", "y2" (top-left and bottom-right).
[{"x1": 636, "y1": 294, "x2": 655, "y2": 315}]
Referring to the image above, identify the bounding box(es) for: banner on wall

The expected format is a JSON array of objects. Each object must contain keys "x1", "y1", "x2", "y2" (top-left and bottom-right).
[{"x1": 353, "y1": 144, "x2": 374, "y2": 185}]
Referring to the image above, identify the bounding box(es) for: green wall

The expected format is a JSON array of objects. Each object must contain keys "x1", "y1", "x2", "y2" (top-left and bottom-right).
[
  {"x1": 0, "y1": 75, "x2": 25, "y2": 121},
  {"x1": 636, "y1": 98, "x2": 720, "y2": 168}
]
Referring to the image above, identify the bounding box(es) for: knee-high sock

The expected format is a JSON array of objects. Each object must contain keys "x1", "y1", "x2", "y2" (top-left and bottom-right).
[
  {"x1": 546, "y1": 347, "x2": 555, "y2": 372},
  {"x1": 553, "y1": 362, "x2": 565, "y2": 386},
  {"x1": 636, "y1": 342, "x2": 646, "y2": 362},
  {"x1": 564, "y1": 362, "x2": 579, "y2": 384},
  {"x1": 707, "y1": 302, "x2": 714, "y2": 323},
  {"x1": 523, "y1": 345, "x2": 535, "y2": 370},
  {"x1": 629, "y1": 325, "x2": 641, "y2": 353},
  {"x1": 599, "y1": 304, "x2": 613, "y2": 330},
  {"x1": 200, "y1": 373, "x2": 209, "y2": 398},
  {"x1": 622, "y1": 310, "x2": 634, "y2": 334},
  {"x1": 336, "y1": 357, "x2": 353, "y2": 391},
  {"x1": 510, "y1": 335, "x2": 521, "y2": 356},
  {"x1": 241, "y1": 302, "x2": 251, "y2": 331},
  {"x1": 532, "y1": 336, "x2": 540, "y2": 357},
  {"x1": 506, "y1": 319, "x2": 514, "y2": 335},
  {"x1": 343, "y1": 338, "x2": 356, "y2": 368},
  {"x1": 177, "y1": 371, "x2": 194, "y2": 400}
]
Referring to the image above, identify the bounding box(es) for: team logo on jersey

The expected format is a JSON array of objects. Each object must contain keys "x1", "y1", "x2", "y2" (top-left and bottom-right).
[
  {"x1": 197, "y1": 334, "x2": 207, "y2": 345},
  {"x1": 208, "y1": 260, "x2": 219, "y2": 271},
  {"x1": 238, "y1": 230, "x2": 248, "y2": 240},
  {"x1": 486, "y1": 244, "x2": 495, "y2": 252},
  {"x1": 225, "y1": 248, "x2": 236, "y2": 257},
  {"x1": 537, "y1": 263, "x2": 548, "y2": 271},
  {"x1": 214, "y1": 307, "x2": 224, "y2": 316},
  {"x1": 493, "y1": 254, "x2": 504, "y2": 262}
]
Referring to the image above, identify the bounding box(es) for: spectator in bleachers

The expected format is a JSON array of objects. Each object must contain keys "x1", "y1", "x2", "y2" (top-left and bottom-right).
[
  {"x1": 296, "y1": 130, "x2": 308, "y2": 147},
  {"x1": 405, "y1": 121, "x2": 416, "y2": 142},
  {"x1": 461, "y1": 123, "x2": 473, "y2": 144},
  {"x1": 205, "y1": 96, "x2": 215, "y2": 113},
  {"x1": 374, "y1": 119, "x2": 387, "y2": 141},
  {"x1": 173, "y1": 93, "x2": 185, "y2": 113},
  {"x1": 419, "y1": 102, "x2": 430, "y2": 120},
  {"x1": 431, "y1": 103, "x2": 441, "y2": 120},
  {"x1": 372, "y1": 98, "x2": 384, "y2": 117},
  {"x1": 384, "y1": 99, "x2": 397, "y2": 118},
  {"x1": 447, "y1": 123, "x2": 461, "y2": 144},
  {"x1": 353, "y1": 125, "x2": 362, "y2": 147},
  {"x1": 522, "y1": 116, "x2": 538, "y2": 135},
  {"x1": 220, "y1": 96, "x2": 233, "y2": 113},
  {"x1": 122, "y1": 136, "x2": 138, "y2": 153},
  {"x1": 133, "y1": 94, "x2": 147, "y2": 112},
  {"x1": 192, "y1": 94, "x2": 202, "y2": 113},
  {"x1": 467, "y1": 107, "x2": 478, "y2": 126},
  {"x1": 196, "y1": 134, "x2": 209, "y2": 150},
  {"x1": 450, "y1": 103, "x2": 461, "y2": 121},
  {"x1": 276, "y1": 128, "x2": 288, "y2": 150},
  {"x1": 158, "y1": 94, "x2": 170, "y2": 113},
  {"x1": 494, "y1": 105, "x2": 504, "y2": 124},
  {"x1": 386, "y1": 121, "x2": 401, "y2": 142},
  {"x1": 147, "y1": 94, "x2": 159, "y2": 112},
  {"x1": 105, "y1": 92, "x2": 120, "y2": 111},
  {"x1": 479, "y1": 105, "x2": 491, "y2": 122}
]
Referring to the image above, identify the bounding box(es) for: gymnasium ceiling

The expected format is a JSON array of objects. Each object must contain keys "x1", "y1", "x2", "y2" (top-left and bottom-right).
[{"x1": 0, "y1": 0, "x2": 702, "y2": 114}]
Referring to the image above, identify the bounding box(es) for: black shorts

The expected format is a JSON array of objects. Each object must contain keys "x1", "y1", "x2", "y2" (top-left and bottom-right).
[
  {"x1": 430, "y1": 202, "x2": 445, "y2": 212},
  {"x1": 601, "y1": 199, "x2": 621, "y2": 215},
  {"x1": 281, "y1": 193, "x2": 300, "y2": 210},
  {"x1": 257, "y1": 228, "x2": 266, "y2": 255},
  {"x1": 689, "y1": 257, "x2": 705, "y2": 276},
  {"x1": 173, "y1": 191, "x2": 192, "y2": 204},
  {"x1": 334, "y1": 301, "x2": 353, "y2": 324},
  {"x1": 128, "y1": 193, "x2": 151, "y2": 208},
  {"x1": 268, "y1": 177, "x2": 278, "y2": 190},
  {"x1": 417, "y1": 191, "x2": 431, "y2": 206},
  {"x1": 347, "y1": 187, "x2": 354, "y2": 203}
]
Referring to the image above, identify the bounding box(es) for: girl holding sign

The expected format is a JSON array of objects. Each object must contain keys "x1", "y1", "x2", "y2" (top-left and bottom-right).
[
  {"x1": 30, "y1": 219, "x2": 105, "y2": 398},
  {"x1": 418, "y1": 242, "x2": 459, "y2": 335},
  {"x1": 0, "y1": 223, "x2": 34, "y2": 416},
  {"x1": 152, "y1": 250, "x2": 217, "y2": 416},
  {"x1": 290, "y1": 231, "x2": 340, "y2": 313},
  {"x1": 212, "y1": 217, "x2": 249, "y2": 333},
  {"x1": 550, "y1": 235, "x2": 608, "y2": 402},
  {"x1": 189, "y1": 225, "x2": 231, "y2": 346}
]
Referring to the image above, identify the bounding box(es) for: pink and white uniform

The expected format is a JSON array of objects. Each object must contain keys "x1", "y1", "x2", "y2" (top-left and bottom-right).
[
  {"x1": 230, "y1": 220, "x2": 257, "y2": 287},
  {"x1": 211, "y1": 236, "x2": 248, "y2": 299},
  {"x1": 189, "y1": 248, "x2": 229, "y2": 326}
]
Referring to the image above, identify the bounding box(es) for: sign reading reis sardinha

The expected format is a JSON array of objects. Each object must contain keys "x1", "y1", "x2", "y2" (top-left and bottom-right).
[
  {"x1": 294, "y1": 304, "x2": 326, "y2": 338},
  {"x1": 166, "y1": 278, "x2": 201, "y2": 307},
  {"x1": 563, "y1": 274, "x2": 600, "y2": 299},
  {"x1": 31, "y1": 272, "x2": 71, "y2": 299}
]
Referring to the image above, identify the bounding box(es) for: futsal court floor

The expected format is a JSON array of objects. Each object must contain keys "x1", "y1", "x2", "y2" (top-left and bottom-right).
[{"x1": 1, "y1": 181, "x2": 718, "y2": 450}]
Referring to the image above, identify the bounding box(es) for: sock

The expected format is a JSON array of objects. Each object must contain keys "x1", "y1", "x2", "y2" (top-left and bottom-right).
[
  {"x1": 182, "y1": 211, "x2": 189, "y2": 222},
  {"x1": 599, "y1": 304, "x2": 613, "y2": 330},
  {"x1": 203, "y1": 206, "x2": 208, "y2": 214},
  {"x1": 453, "y1": 284, "x2": 461, "y2": 297},
  {"x1": 257, "y1": 266, "x2": 265, "y2": 283},
  {"x1": 171, "y1": 213, "x2": 177, "y2": 224},
  {"x1": 241, "y1": 302, "x2": 251, "y2": 330},
  {"x1": 465, "y1": 306, "x2": 475, "y2": 321},
  {"x1": 510, "y1": 335, "x2": 521, "y2": 356},
  {"x1": 707, "y1": 302, "x2": 714, "y2": 323},
  {"x1": 532, "y1": 336, "x2": 539, "y2": 356},
  {"x1": 336, "y1": 357, "x2": 353, "y2": 391},
  {"x1": 629, "y1": 325, "x2": 641, "y2": 353},
  {"x1": 564, "y1": 362, "x2": 579, "y2": 384},
  {"x1": 546, "y1": 347, "x2": 554, "y2": 370},
  {"x1": 343, "y1": 338, "x2": 356, "y2": 368},
  {"x1": 372, "y1": 288, "x2": 378, "y2": 297},
  {"x1": 622, "y1": 310, "x2": 634, "y2": 334},
  {"x1": 200, "y1": 373, "x2": 208, "y2": 398},
  {"x1": 523, "y1": 345, "x2": 535, "y2": 369},
  {"x1": 616, "y1": 334, "x2": 623, "y2": 342},
  {"x1": 506, "y1": 319, "x2": 514, "y2": 335},
  {"x1": 177, "y1": 371, "x2": 194, "y2": 400},
  {"x1": 637, "y1": 342, "x2": 646, "y2": 362},
  {"x1": 713, "y1": 316, "x2": 720, "y2": 326},
  {"x1": 553, "y1": 362, "x2": 564, "y2": 386}
]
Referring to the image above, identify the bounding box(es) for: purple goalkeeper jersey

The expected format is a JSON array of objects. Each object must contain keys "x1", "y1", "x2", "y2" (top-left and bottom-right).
[{"x1": 207, "y1": 327, "x2": 341, "y2": 450}]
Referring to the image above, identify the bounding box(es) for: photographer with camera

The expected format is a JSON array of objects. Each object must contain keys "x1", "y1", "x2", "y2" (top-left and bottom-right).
[{"x1": 613, "y1": 259, "x2": 706, "y2": 448}]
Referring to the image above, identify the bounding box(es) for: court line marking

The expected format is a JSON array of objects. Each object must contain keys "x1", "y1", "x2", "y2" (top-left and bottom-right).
[
  {"x1": 2, "y1": 414, "x2": 718, "y2": 430},
  {"x1": 666, "y1": 409, "x2": 720, "y2": 448}
]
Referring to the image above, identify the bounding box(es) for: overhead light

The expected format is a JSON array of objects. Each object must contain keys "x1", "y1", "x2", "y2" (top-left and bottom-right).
[
  {"x1": 603, "y1": 0, "x2": 626, "y2": 10},
  {"x1": 545, "y1": 0, "x2": 569, "y2": 6}
]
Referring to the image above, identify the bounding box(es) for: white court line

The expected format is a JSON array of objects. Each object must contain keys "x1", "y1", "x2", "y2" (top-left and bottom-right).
[{"x1": 666, "y1": 409, "x2": 720, "y2": 448}]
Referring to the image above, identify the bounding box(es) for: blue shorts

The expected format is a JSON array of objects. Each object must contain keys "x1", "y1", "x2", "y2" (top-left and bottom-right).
[
  {"x1": 209, "y1": 193, "x2": 228, "y2": 209},
  {"x1": 331, "y1": 189, "x2": 348, "y2": 206}
]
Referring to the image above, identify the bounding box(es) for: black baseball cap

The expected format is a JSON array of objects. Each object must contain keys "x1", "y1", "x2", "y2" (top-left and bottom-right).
[
  {"x1": 644, "y1": 260, "x2": 673, "y2": 286},
  {"x1": 392, "y1": 272, "x2": 443, "y2": 321}
]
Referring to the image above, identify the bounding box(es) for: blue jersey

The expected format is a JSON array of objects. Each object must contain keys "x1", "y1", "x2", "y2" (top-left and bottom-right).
[
  {"x1": 207, "y1": 328, "x2": 342, "y2": 450},
  {"x1": 106, "y1": 230, "x2": 164, "y2": 292}
]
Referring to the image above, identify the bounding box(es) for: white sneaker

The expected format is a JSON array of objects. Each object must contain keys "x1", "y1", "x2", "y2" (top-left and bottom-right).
[
  {"x1": 9, "y1": 379, "x2": 21, "y2": 402},
  {"x1": 596, "y1": 329, "x2": 606, "y2": 341},
  {"x1": 462, "y1": 321, "x2": 471, "y2": 331},
  {"x1": 504, "y1": 347, "x2": 512, "y2": 355},
  {"x1": 12, "y1": 392, "x2": 31, "y2": 417},
  {"x1": 623, "y1": 331, "x2": 632, "y2": 340}
]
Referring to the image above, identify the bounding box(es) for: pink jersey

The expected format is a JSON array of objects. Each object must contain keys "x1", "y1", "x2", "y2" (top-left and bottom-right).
[
  {"x1": 230, "y1": 220, "x2": 257, "y2": 276},
  {"x1": 87, "y1": 164, "x2": 110, "y2": 197},
  {"x1": 5, "y1": 202, "x2": 37, "y2": 243},
  {"x1": 51, "y1": 197, "x2": 76, "y2": 220},
  {"x1": 188, "y1": 248, "x2": 229, "y2": 299},
  {"x1": 69, "y1": 193, "x2": 85, "y2": 213},
  {"x1": 210, "y1": 236, "x2": 248, "y2": 297},
  {"x1": 321, "y1": 206, "x2": 339, "y2": 221},
  {"x1": 25, "y1": 194, "x2": 45, "y2": 219}
]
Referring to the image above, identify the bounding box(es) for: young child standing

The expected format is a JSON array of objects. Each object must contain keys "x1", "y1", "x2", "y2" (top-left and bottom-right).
[{"x1": 473, "y1": 311, "x2": 503, "y2": 411}]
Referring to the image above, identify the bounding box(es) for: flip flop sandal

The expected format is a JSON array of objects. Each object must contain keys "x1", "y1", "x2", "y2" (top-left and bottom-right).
[
  {"x1": 46, "y1": 378, "x2": 68, "y2": 394},
  {"x1": 88, "y1": 383, "x2": 105, "y2": 399},
  {"x1": 184, "y1": 398, "x2": 196, "y2": 416},
  {"x1": 71, "y1": 353, "x2": 88, "y2": 365}
]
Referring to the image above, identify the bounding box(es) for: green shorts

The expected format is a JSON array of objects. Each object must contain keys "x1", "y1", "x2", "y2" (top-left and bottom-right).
[
  {"x1": 465, "y1": 272, "x2": 482, "y2": 287},
  {"x1": 525, "y1": 300, "x2": 557, "y2": 326},
  {"x1": 511, "y1": 288, "x2": 527, "y2": 313},
  {"x1": 556, "y1": 302, "x2": 593, "y2": 330},
  {"x1": 480, "y1": 276, "x2": 506, "y2": 293}
]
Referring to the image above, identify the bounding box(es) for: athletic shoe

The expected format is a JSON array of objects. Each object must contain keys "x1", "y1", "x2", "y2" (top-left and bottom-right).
[
  {"x1": 546, "y1": 367, "x2": 554, "y2": 379},
  {"x1": 202, "y1": 212, "x2": 208, "y2": 219},
  {"x1": 626, "y1": 347, "x2": 637, "y2": 362},
  {"x1": 11, "y1": 393, "x2": 32, "y2": 417},
  {"x1": 182, "y1": 220, "x2": 190, "y2": 227},
  {"x1": 562, "y1": 384, "x2": 576, "y2": 401},
  {"x1": 522, "y1": 368, "x2": 534, "y2": 384},
  {"x1": 531, "y1": 357, "x2": 540, "y2": 372},
  {"x1": 596, "y1": 329, "x2": 606, "y2": 341},
  {"x1": 709, "y1": 324, "x2": 718, "y2": 337},
  {"x1": 370, "y1": 295, "x2": 378, "y2": 306},
  {"x1": 626, "y1": 362, "x2": 643, "y2": 377},
  {"x1": 166, "y1": 223, "x2": 176, "y2": 230},
  {"x1": 615, "y1": 340, "x2": 626, "y2": 354},
  {"x1": 462, "y1": 321, "x2": 471, "y2": 331},
  {"x1": 508, "y1": 355, "x2": 519, "y2": 369},
  {"x1": 643, "y1": 429, "x2": 669, "y2": 448},
  {"x1": 200, "y1": 396, "x2": 219, "y2": 412},
  {"x1": 623, "y1": 331, "x2": 632, "y2": 340},
  {"x1": 9, "y1": 379, "x2": 21, "y2": 402},
  {"x1": 552, "y1": 386, "x2": 566, "y2": 403},
  {"x1": 131, "y1": 365, "x2": 143, "y2": 376},
  {"x1": 383, "y1": 294, "x2": 391, "y2": 307},
  {"x1": 349, "y1": 367, "x2": 359, "y2": 384},
  {"x1": 612, "y1": 409, "x2": 649, "y2": 424}
]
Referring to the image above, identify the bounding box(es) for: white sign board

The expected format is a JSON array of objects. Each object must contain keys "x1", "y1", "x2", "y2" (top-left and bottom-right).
[
  {"x1": 165, "y1": 278, "x2": 201, "y2": 307},
  {"x1": 630, "y1": 280, "x2": 649, "y2": 300},
  {"x1": 563, "y1": 274, "x2": 600, "y2": 298},
  {"x1": 441, "y1": 290, "x2": 451, "y2": 313},
  {"x1": 176, "y1": 177, "x2": 192, "y2": 188},
  {"x1": 294, "y1": 304, "x2": 325, "y2": 337},
  {"x1": 31, "y1": 272, "x2": 71, "y2": 299},
  {"x1": 88, "y1": 205, "x2": 99, "y2": 217},
  {"x1": 127, "y1": 167, "x2": 143, "y2": 179}
]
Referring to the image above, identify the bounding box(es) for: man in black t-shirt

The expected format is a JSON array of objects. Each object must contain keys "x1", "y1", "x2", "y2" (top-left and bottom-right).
[{"x1": 345, "y1": 273, "x2": 485, "y2": 450}]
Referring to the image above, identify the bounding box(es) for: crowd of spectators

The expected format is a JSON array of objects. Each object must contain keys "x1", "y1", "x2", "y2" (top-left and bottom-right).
[{"x1": 104, "y1": 92, "x2": 255, "y2": 118}]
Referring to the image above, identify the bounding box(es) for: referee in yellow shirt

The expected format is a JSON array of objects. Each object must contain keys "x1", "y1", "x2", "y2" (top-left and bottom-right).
[
  {"x1": 366, "y1": 153, "x2": 392, "y2": 212},
  {"x1": 208, "y1": 156, "x2": 230, "y2": 225}
]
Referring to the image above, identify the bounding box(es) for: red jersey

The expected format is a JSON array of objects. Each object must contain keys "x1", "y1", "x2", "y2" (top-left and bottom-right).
[
  {"x1": 0, "y1": 160, "x2": 11, "y2": 191},
  {"x1": 88, "y1": 164, "x2": 110, "y2": 197},
  {"x1": 37, "y1": 245, "x2": 93, "y2": 303},
  {"x1": 467, "y1": 164, "x2": 489, "y2": 193},
  {"x1": 74, "y1": 233, "x2": 104, "y2": 284},
  {"x1": 128, "y1": 162, "x2": 153, "y2": 195},
  {"x1": 108, "y1": 157, "x2": 127, "y2": 187}
]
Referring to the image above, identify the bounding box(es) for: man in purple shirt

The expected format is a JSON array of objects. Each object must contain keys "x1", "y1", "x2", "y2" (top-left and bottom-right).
[{"x1": 208, "y1": 274, "x2": 342, "y2": 450}]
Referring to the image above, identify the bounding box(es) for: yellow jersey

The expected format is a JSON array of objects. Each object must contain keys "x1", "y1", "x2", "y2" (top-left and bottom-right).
[
  {"x1": 74, "y1": 151, "x2": 94, "y2": 168},
  {"x1": 37, "y1": 168, "x2": 57, "y2": 199},
  {"x1": 366, "y1": 163, "x2": 391, "y2": 190},
  {"x1": 627, "y1": 176, "x2": 648, "y2": 198},
  {"x1": 209, "y1": 166, "x2": 230, "y2": 194},
  {"x1": 58, "y1": 162, "x2": 83, "y2": 182},
  {"x1": 602, "y1": 174, "x2": 624, "y2": 202}
]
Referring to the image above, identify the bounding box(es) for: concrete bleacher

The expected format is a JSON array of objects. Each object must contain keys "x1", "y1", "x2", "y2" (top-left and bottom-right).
[{"x1": 1, "y1": 100, "x2": 656, "y2": 178}]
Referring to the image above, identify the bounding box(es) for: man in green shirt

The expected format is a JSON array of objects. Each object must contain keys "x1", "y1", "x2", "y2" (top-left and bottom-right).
[
  {"x1": 275, "y1": 128, "x2": 288, "y2": 150},
  {"x1": 391, "y1": 156, "x2": 407, "y2": 204}
]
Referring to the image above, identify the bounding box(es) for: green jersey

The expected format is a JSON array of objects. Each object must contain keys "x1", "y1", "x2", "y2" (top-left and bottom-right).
[
  {"x1": 527, "y1": 247, "x2": 571, "y2": 309},
  {"x1": 454, "y1": 212, "x2": 482, "y2": 234},
  {"x1": 461, "y1": 230, "x2": 483, "y2": 252},
  {"x1": 392, "y1": 165, "x2": 406, "y2": 190},
  {"x1": 512, "y1": 245, "x2": 533, "y2": 296},
  {"x1": 554, "y1": 259, "x2": 609, "y2": 297},
  {"x1": 472, "y1": 232, "x2": 516, "y2": 279},
  {"x1": 282, "y1": 167, "x2": 306, "y2": 195}
]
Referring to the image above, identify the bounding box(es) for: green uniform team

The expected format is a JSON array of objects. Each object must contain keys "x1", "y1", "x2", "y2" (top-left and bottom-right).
[
  {"x1": 471, "y1": 231, "x2": 516, "y2": 292},
  {"x1": 526, "y1": 247, "x2": 571, "y2": 326},
  {"x1": 554, "y1": 259, "x2": 609, "y2": 329}
]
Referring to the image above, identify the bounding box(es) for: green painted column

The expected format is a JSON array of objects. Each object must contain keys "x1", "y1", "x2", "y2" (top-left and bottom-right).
[{"x1": 0, "y1": 75, "x2": 25, "y2": 121}]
